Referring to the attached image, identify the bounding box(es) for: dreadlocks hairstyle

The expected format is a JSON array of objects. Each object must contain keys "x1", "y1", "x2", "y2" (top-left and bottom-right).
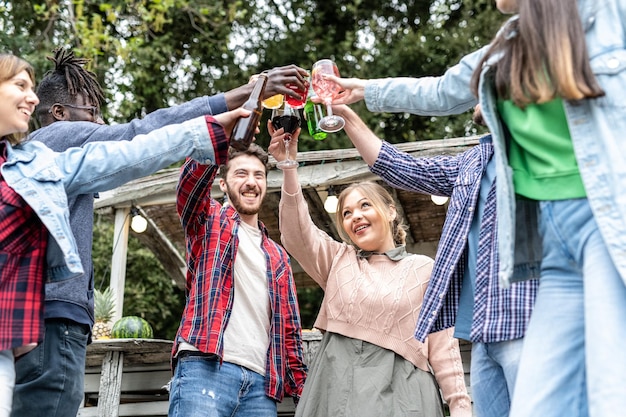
[
  {"x1": 35, "y1": 48, "x2": 105, "y2": 122},
  {"x1": 470, "y1": 0, "x2": 604, "y2": 107}
]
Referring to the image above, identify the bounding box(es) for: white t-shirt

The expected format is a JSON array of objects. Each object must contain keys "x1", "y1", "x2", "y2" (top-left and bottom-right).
[{"x1": 222, "y1": 221, "x2": 271, "y2": 375}]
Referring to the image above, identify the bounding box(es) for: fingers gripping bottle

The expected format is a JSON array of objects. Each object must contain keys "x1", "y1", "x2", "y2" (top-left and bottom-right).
[{"x1": 230, "y1": 73, "x2": 268, "y2": 150}]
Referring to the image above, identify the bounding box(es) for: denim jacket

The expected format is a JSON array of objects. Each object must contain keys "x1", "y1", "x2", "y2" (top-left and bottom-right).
[
  {"x1": 1, "y1": 116, "x2": 217, "y2": 283},
  {"x1": 366, "y1": 0, "x2": 626, "y2": 287}
]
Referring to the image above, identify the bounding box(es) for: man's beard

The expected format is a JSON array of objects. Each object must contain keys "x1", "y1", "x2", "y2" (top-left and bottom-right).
[{"x1": 225, "y1": 185, "x2": 264, "y2": 216}]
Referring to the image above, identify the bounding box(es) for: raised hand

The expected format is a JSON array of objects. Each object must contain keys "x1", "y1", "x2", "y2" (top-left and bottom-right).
[
  {"x1": 214, "y1": 108, "x2": 252, "y2": 138},
  {"x1": 268, "y1": 119, "x2": 300, "y2": 165},
  {"x1": 320, "y1": 75, "x2": 367, "y2": 105},
  {"x1": 263, "y1": 65, "x2": 309, "y2": 101}
]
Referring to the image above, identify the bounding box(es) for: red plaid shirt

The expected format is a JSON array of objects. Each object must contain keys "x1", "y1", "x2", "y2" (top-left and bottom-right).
[
  {"x1": 173, "y1": 117, "x2": 306, "y2": 402},
  {"x1": 0, "y1": 141, "x2": 48, "y2": 350}
]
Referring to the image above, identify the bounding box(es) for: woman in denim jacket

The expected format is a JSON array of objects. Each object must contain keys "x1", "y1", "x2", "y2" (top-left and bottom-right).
[
  {"x1": 0, "y1": 53, "x2": 243, "y2": 417},
  {"x1": 330, "y1": 1, "x2": 626, "y2": 416}
]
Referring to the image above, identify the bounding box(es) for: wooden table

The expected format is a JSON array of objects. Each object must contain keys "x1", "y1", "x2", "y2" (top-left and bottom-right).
[
  {"x1": 78, "y1": 331, "x2": 464, "y2": 417},
  {"x1": 78, "y1": 338, "x2": 173, "y2": 417},
  {"x1": 78, "y1": 333, "x2": 324, "y2": 417}
]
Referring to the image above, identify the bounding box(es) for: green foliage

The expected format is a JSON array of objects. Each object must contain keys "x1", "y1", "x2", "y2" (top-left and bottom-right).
[
  {"x1": 3, "y1": 0, "x2": 502, "y2": 141},
  {"x1": 8, "y1": 0, "x2": 503, "y2": 333},
  {"x1": 297, "y1": 286, "x2": 324, "y2": 329},
  {"x1": 93, "y1": 214, "x2": 185, "y2": 340}
]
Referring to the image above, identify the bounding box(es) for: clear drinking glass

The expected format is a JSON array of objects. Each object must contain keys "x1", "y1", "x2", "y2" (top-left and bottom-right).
[
  {"x1": 271, "y1": 103, "x2": 301, "y2": 169},
  {"x1": 284, "y1": 76, "x2": 310, "y2": 109},
  {"x1": 311, "y1": 59, "x2": 345, "y2": 132}
]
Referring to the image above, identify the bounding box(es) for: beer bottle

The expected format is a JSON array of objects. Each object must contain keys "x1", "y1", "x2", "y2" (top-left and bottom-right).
[
  {"x1": 230, "y1": 73, "x2": 268, "y2": 150},
  {"x1": 303, "y1": 88, "x2": 327, "y2": 141}
]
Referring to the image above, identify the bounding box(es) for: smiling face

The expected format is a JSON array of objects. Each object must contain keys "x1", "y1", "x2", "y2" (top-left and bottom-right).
[
  {"x1": 0, "y1": 69, "x2": 39, "y2": 138},
  {"x1": 339, "y1": 188, "x2": 397, "y2": 253},
  {"x1": 219, "y1": 153, "x2": 267, "y2": 226}
]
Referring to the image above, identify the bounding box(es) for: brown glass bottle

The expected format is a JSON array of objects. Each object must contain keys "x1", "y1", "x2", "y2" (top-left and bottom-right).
[{"x1": 230, "y1": 73, "x2": 268, "y2": 151}]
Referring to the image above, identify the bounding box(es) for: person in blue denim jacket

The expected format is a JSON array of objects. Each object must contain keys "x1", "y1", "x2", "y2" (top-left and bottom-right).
[
  {"x1": 11, "y1": 47, "x2": 309, "y2": 417},
  {"x1": 0, "y1": 53, "x2": 245, "y2": 417},
  {"x1": 330, "y1": 0, "x2": 626, "y2": 416}
]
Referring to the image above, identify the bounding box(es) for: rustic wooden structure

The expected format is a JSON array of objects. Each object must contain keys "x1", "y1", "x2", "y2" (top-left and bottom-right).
[
  {"x1": 87, "y1": 135, "x2": 482, "y2": 416},
  {"x1": 79, "y1": 332, "x2": 471, "y2": 416},
  {"x1": 79, "y1": 332, "x2": 326, "y2": 416},
  {"x1": 94, "y1": 136, "x2": 480, "y2": 322}
]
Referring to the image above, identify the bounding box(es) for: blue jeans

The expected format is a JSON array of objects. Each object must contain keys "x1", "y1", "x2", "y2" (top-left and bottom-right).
[
  {"x1": 168, "y1": 354, "x2": 277, "y2": 417},
  {"x1": 470, "y1": 338, "x2": 524, "y2": 417},
  {"x1": 11, "y1": 319, "x2": 89, "y2": 417},
  {"x1": 0, "y1": 350, "x2": 15, "y2": 417},
  {"x1": 510, "y1": 199, "x2": 626, "y2": 417}
]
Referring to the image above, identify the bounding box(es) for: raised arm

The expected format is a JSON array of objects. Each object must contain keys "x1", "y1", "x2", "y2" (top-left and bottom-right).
[
  {"x1": 175, "y1": 109, "x2": 244, "y2": 228},
  {"x1": 328, "y1": 45, "x2": 488, "y2": 116},
  {"x1": 225, "y1": 64, "x2": 309, "y2": 109},
  {"x1": 267, "y1": 123, "x2": 344, "y2": 288},
  {"x1": 331, "y1": 104, "x2": 382, "y2": 165},
  {"x1": 332, "y1": 104, "x2": 462, "y2": 196}
]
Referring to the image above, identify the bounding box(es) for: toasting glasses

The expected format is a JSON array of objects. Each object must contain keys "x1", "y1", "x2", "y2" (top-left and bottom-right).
[
  {"x1": 271, "y1": 103, "x2": 301, "y2": 169},
  {"x1": 311, "y1": 59, "x2": 345, "y2": 132}
]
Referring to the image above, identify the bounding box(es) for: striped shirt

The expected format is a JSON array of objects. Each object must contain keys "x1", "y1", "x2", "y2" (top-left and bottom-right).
[
  {"x1": 370, "y1": 139, "x2": 537, "y2": 343},
  {"x1": 0, "y1": 141, "x2": 49, "y2": 350},
  {"x1": 174, "y1": 120, "x2": 306, "y2": 402}
]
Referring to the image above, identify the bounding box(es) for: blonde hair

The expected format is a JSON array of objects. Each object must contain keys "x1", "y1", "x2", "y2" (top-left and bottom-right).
[
  {"x1": 0, "y1": 54, "x2": 36, "y2": 145},
  {"x1": 334, "y1": 181, "x2": 407, "y2": 248}
]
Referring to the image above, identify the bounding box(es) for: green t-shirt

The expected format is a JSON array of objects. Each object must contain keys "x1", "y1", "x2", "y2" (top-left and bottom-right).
[{"x1": 497, "y1": 98, "x2": 586, "y2": 200}]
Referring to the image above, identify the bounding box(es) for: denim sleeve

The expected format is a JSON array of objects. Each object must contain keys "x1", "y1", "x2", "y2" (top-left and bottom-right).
[{"x1": 364, "y1": 45, "x2": 489, "y2": 116}]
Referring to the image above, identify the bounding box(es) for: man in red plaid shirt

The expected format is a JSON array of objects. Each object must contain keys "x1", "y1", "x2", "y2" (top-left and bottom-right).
[{"x1": 168, "y1": 140, "x2": 306, "y2": 417}]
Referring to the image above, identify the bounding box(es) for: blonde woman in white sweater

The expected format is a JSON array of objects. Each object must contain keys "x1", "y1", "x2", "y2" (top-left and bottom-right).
[{"x1": 268, "y1": 125, "x2": 472, "y2": 417}]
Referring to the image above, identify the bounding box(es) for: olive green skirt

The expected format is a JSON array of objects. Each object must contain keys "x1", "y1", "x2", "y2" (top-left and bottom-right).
[{"x1": 295, "y1": 332, "x2": 445, "y2": 417}]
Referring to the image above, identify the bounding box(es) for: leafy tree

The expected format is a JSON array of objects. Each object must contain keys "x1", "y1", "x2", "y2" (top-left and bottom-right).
[{"x1": 3, "y1": 0, "x2": 502, "y2": 331}]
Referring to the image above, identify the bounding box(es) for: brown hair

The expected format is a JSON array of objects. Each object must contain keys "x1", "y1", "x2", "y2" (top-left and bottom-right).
[
  {"x1": 219, "y1": 143, "x2": 270, "y2": 179},
  {"x1": 0, "y1": 54, "x2": 36, "y2": 145},
  {"x1": 334, "y1": 181, "x2": 407, "y2": 247},
  {"x1": 471, "y1": 0, "x2": 604, "y2": 107}
]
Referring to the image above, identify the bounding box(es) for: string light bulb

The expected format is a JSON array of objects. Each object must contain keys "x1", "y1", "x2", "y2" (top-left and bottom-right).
[
  {"x1": 130, "y1": 207, "x2": 148, "y2": 233},
  {"x1": 430, "y1": 195, "x2": 449, "y2": 206},
  {"x1": 324, "y1": 187, "x2": 338, "y2": 214}
]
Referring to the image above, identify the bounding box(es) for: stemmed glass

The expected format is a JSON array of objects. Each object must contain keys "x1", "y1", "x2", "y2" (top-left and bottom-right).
[
  {"x1": 311, "y1": 59, "x2": 345, "y2": 132},
  {"x1": 271, "y1": 103, "x2": 301, "y2": 169}
]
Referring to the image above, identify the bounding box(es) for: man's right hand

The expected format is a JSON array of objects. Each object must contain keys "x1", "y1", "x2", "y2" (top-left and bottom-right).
[
  {"x1": 213, "y1": 108, "x2": 251, "y2": 138},
  {"x1": 263, "y1": 65, "x2": 309, "y2": 100}
]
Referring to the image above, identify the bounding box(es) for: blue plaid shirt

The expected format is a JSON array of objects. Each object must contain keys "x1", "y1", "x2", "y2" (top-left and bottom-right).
[{"x1": 370, "y1": 138, "x2": 537, "y2": 343}]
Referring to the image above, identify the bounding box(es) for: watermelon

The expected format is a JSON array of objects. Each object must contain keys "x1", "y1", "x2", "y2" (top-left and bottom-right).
[{"x1": 111, "y1": 316, "x2": 154, "y2": 339}]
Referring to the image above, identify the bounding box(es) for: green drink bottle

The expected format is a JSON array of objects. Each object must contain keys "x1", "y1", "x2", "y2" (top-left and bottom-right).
[{"x1": 303, "y1": 89, "x2": 328, "y2": 141}]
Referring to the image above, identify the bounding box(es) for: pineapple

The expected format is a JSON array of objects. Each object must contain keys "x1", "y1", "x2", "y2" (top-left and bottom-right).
[{"x1": 93, "y1": 287, "x2": 115, "y2": 340}]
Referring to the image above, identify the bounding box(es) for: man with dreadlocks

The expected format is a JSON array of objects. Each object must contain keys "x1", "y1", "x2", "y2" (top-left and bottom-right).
[{"x1": 11, "y1": 47, "x2": 309, "y2": 417}]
